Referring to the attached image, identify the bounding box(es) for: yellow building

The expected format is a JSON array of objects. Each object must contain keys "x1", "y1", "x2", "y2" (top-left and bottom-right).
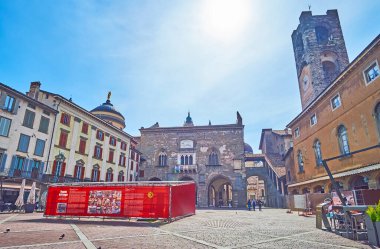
[{"x1": 26, "y1": 82, "x2": 138, "y2": 183}]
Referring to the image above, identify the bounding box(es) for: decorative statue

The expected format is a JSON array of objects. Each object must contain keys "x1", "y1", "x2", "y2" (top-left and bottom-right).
[{"x1": 107, "y1": 91, "x2": 111, "y2": 100}]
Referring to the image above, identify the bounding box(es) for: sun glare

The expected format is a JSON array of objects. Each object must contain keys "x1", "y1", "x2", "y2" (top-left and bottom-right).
[{"x1": 200, "y1": 0, "x2": 252, "y2": 42}]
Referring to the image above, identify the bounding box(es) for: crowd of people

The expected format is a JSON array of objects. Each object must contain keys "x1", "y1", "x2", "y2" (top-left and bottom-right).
[{"x1": 247, "y1": 198, "x2": 263, "y2": 211}]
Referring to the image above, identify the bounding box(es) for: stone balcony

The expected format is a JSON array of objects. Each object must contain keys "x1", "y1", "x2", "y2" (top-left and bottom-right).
[{"x1": 173, "y1": 164, "x2": 198, "y2": 174}]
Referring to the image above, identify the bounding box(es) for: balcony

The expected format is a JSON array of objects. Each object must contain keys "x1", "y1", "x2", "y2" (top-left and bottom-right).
[{"x1": 173, "y1": 165, "x2": 197, "y2": 174}]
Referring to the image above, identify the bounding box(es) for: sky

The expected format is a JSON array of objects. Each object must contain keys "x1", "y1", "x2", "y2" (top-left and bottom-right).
[{"x1": 0, "y1": 0, "x2": 379, "y2": 152}]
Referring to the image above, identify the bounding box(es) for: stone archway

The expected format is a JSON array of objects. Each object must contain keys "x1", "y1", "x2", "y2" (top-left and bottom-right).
[
  {"x1": 208, "y1": 175, "x2": 232, "y2": 207},
  {"x1": 246, "y1": 175, "x2": 266, "y2": 203},
  {"x1": 349, "y1": 175, "x2": 369, "y2": 190}
]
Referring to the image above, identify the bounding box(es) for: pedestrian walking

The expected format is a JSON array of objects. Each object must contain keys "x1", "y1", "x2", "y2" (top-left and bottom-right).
[
  {"x1": 258, "y1": 200, "x2": 262, "y2": 211},
  {"x1": 247, "y1": 199, "x2": 252, "y2": 211},
  {"x1": 251, "y1": 199, "x2": 256, "y2": 211}
]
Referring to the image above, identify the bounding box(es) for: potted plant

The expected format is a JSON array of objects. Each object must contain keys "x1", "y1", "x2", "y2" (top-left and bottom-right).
[{"x1": 365, "y1": 201, "x2": 380, "y2": 246}]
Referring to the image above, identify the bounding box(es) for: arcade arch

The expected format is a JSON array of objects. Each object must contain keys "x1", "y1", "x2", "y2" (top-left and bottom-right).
[{"x1": 208, "y1": 175, "x2": 232, "y2": 207}]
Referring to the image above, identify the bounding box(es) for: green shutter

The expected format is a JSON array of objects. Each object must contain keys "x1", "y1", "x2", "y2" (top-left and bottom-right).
[{"x1": 0, "y1": 153, "x2": 7, "y2": 172}]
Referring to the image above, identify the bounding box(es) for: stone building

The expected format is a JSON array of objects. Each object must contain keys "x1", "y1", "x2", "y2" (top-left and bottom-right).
[
  {"x1": 286, "y1": 10, "x2": 380, "y2": 193},
  {"x1": 292, "y1": 10, "x2": 349, "y2": 109},
  {"x1": 0, "y1": 83, "x2": 57, "y2": 203},
  {"x1": 26, "y1": 82, "x2": 139, "y2": 184},
  {"x1": 137, "y1": 112, "x2": 246, "y2": 208}
]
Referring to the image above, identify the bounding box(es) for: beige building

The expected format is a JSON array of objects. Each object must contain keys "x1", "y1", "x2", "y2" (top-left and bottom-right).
[
  {"x1": 0, "y1": 83, "x2": 57, "y2": 203},
  {"x1": 26, "y1": 82, "x2": 138, "y2": 183}
]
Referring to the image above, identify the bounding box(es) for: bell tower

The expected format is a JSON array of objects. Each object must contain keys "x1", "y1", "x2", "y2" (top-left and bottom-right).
[{"x1": 292, "y1": 9, "x2": 349, "y2": 109}]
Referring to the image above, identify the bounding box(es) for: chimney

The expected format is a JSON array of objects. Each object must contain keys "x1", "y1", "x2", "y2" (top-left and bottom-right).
[{"x1": 28, "y1": 81, "x2": 41, "y2": 99}]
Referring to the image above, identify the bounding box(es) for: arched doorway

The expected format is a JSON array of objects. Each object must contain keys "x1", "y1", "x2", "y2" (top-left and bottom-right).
[
  {"x1": 246, "y1": 176, "x2": 266, "y2": 203},
  {"x1": 208, "y1": 176, "x2": 232, "y2": 207},
  {"x1": 149, "y1": 177, "x2": 161, "y2": 181},
  {"x1": 349, "y1": 175, "x2": 369, "y2": 190},
  {"x1": 302, "y1": 187, "x2": 310, "y2": 194},
  {"x1": 179, "y1": 176, "x2": 197, "y2": 205},
  {"x1": 313, "y1": 185, "x2": 324, "y2": 193},
  {"x1": 327, "y1": 181, "x2": 343, "y2": 192},
  {"x1": 291, "y1": 189, "x2": 299, "y2": 195}
]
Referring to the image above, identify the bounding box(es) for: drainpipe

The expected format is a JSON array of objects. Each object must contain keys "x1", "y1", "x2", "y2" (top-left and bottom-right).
[{"x1": 45, "y1": 99, "x2": 61, "y2": 174}]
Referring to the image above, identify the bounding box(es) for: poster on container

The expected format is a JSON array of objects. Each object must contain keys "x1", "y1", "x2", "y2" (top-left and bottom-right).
[
  {"x1": 45, "y1": 184, "x2": 175, "y2": 219},
  {"x1": 331, "y1": 191, "x2": 356, "y2": 206}
]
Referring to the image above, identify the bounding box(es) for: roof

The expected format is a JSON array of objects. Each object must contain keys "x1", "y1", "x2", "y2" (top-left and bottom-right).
[
  {"x1": 259, "y1": 128, "x2": 292, "y2": 150},
  {"x1": 287, "y1": 34, "x2": 380, "y2": 128},
  {"x1": 0, "y1": 83, "x2": 58, "y2": 114},
  {"x1": 40, "y1": 90, "x2": 134, "y2": 140},
  {"x1": 288, "y1": 163, "x2": 380, "y2": 188},
  {"x1": 90, "y1": 99, "x2": 125, "y2": 120},
  {"x1": 265, "y1": 153, "x2": 286, "y2": 177}
]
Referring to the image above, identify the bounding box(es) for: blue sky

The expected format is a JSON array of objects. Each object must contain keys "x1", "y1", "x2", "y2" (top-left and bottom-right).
[{"x1": 1, "y1": 0, "x2": 379, "y2": 152}]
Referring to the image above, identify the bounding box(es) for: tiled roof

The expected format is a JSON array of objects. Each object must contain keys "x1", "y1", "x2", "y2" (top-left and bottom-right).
[{"x1": 265, "y1": 153, "x2": 286, "y2": 177}]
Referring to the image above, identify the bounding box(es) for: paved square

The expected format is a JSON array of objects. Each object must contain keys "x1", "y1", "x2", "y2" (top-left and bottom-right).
[{"x1": 0, "y1": 209, "x2": 372, "y2": 249}]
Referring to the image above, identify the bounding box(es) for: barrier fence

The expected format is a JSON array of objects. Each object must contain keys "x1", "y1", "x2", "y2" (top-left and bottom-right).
[{"x1": 44, "y1": 181, "x2": 196, "y2": 221}]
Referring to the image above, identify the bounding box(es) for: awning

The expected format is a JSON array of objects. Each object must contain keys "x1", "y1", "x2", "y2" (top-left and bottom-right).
[
  {"x1": 0, "y1": 182, "x2": 40, "y2": 191},
  {"x1": 288, "y1": 163, "x2": 380, "y2": 188}
]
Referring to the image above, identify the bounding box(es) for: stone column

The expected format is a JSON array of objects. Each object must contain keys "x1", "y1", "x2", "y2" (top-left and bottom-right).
[
  {"x1": 85, "y1": 126, "x2": 97, "y2": 180},
  {"x1": 66, "y1": 117, "x2": 81, "y2": 177}
]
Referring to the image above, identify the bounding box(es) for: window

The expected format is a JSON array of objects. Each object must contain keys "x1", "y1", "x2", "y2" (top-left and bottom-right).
[
  {"x1": 337, "y1": 125, "x2": 350, "y2": 155},
  {"x1": 17, "y1": 134, "x2": 30, "y2": 152},
  {"x1": 139, "y1": 170, "x2": 144, "y2": 178},
  {"x1": 375, "y1": 103, "x2": 380, "y2": 139},
  {"x1": 93, "y1": 145, "x2": 103, "y2": 159},
  {"x1": 158, "y1": 152, "x2": 167, "y2": 166},
  {"x1": 294, "y1": 127, "x2": 300, "y2": 138},
  {"x1": 38, "y1": 116, "x2": 50, "y2": 134},
  {"x1": 34, "y1": 139, "x2": 45, "y2": 156},
  {"x1": 23, "y1": 110, "x2": 35, "y2": 128},
  {"x1": 130, "y1": 174, "x2": 133, "y2": 182},
  {"x1": 74, "y1": 164, "x2": 85, "y2": 180},
  {"x1": 109, "y1": 136, "x2": 116, "y2": 146},
  {"x1": 287, "y1": 171, "x2": 291, "y2": 182},
  {"x1": 119, "y1": 153, "x2": 126, "y2": 166},
  {"x1": 52, "y1": 160, "x2": 66, "y2": 177},
  {"x1": 208, "y1": 151, "x2": 219, "y2": 165},
  {"x1": 331, "y1": 94, "x2": 341, "y2": 110},
  {"x1": 297, "y1": 150, "x2": 304, "y2": 173},
  {"x1": 91, "y1": 166, "x2": 100, "y2": 182},
  {"x1": 106, "y1": 168, "x2": 113, "y2": 182},
  {"x1": 81, "y1": 122, "x2": 89, "y2": 134},
  {"x1": 313, "y1": 140, "x2": 323, "y2": 167},
  {"x1": 364, "y1": 61, "x2": 379, "y2": 84},
  {"x1": 121, "y1": 142, "x2": 127, "y2": 151},
  {"x1": 0, "y1": 116, "x2": 11, "y2": 137},
  {"x1": 96, "y1": 130, "x2": 104, "y2": 141},
  {"x1": 118, "y1": 171, "x2": 125, "y2": 182},
  {"x1": 14, "y1": 156, "x2": 25, "y2": 177},
  {"x1": 310, "y1": 114, "x2": 317, "y2": 126},
  {"x1": 130, "y1": 161, "x2": 134, "y2": 171},
  {"x1": 58, "y1": 131, "x2": 68, "y2": 148},
  {"x1": 180, "y1": 154, "x2": 194, "y2": 165},
  {"x1": 3, "y1": 95, "x2": 15, "y2": 112},
  {"x1": 108, "y1": 150, "x2": 114, "y2": 163},
  {"x1": 60, "y1": 113, "x2": 71, "y2": 126},
  {"x1": 315, "y1": 26, "x2": 329, "y2": 45},
  {"x1": 79, "y1": 139, "x2": 86, "y2": 154},
  {"x1": 30, "y1": 160, "x2": 40, "y2": 179}
]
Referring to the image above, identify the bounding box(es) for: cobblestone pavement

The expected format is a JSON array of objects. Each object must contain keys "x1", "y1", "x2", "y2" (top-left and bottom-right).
[{"x1": 0, "y1": 209, "x2": 373, "y2": 249}]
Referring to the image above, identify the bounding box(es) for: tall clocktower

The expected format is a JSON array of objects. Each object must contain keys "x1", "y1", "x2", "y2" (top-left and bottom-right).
[{"x1": 291, "y1": 9, "x2": 349, "y2": 109}]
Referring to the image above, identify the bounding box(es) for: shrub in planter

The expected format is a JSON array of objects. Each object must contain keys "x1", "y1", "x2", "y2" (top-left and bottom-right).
[{"x1": 365, "y1": 201, "x2": 380, "y2": 246}]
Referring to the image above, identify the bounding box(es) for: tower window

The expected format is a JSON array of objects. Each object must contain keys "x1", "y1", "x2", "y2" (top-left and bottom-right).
[
  {"x1": 337, "y1": 125, "x2": 350, "y2": 155},
  {"x1": 322, "y1": 61, "x2": 338, "y2": 84},
  {"x1": 315, "y1": 26, "x2": 329, "y2": 45},
  {"x1": 364, "y1": 61, "x2": 379, "y2": 84},
  {"x1": 310, "y1": 114, "x2": 317, "y2": 126}
]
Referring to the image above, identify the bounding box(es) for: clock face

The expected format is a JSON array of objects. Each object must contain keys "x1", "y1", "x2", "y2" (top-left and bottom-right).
[{"x1": 180, "y1": 140, "x2": 193, "y2": 149}]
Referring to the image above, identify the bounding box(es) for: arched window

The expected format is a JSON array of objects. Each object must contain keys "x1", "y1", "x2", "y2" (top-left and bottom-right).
[
  {"x1": 91, "y1": 165, "x2": 100, "y2": 182},
  {"x1": 297, "y1": 150, "x2": 304, "y2": 173},
  {"x1": 375, "y1": 103, "x2": 380, "y2": 139},
  {"x1": 158, "y1": 152, "x2": 167, "y2": 166},
  {"x1": 118, "y1": 171, "x2": 125, "y2": 182},
  {"x1": 322, "y1": 61, "x2": 337, "y2": 84},
  {"x1": 296, "y1": 33, "x2": 304, "y2": 53},
  {"x1": 337, "y1": 125, "x2": 350, "y2": 155},
  {"x1": 315, "y1": 26, "x2": 329, "y2": 44},
  {"x1": 313, "y1": 140, "x2": 323, "y2": 167},
  {"x1": 184, "y1": 155, "x2": 189, "y2": 165},
  {"x1": 189, "y1": 155, "x2": 193, "y2": 165},
  {"x1": 106, "y1": 168, "x2": 113, "y2": 182},
  {"x1": 208, "y1": 151, "x2": 219, "y2": 165},
  {"x1": 180, "y1": 155, "x2": 184, "y2": 165}
]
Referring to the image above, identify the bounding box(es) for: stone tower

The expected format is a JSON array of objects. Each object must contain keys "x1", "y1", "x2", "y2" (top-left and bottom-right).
[{"x1": 292, "y1": 9, "x2": 349, "y2": 109}]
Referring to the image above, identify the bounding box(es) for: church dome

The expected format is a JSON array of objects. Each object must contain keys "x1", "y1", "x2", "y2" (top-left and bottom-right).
[
  {"x1": 244, "y1": 143, "x2": 253, "y2": 154},
  {"x1": 90, "y1": 92, "x2": 126, "y2": 129}
]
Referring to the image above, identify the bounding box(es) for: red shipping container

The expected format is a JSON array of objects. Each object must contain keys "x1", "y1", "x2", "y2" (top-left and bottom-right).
[{"x1": 44, "y1": 181, "x2": 195, "y2": 220}]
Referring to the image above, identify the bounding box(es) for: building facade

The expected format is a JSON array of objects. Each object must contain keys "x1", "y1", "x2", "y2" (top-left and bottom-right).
[
  {"x1": 287, "y1": 10, "x2": 380, "y2": 194},
  {"x1": 26, "y1": 82, "x2": 138, "y2": 184},
  {"x1": 137, "y1": 112, "x2": 246, "y2": 207},
  {"x1": 0, "y1": 83, "x2": 57, "y2": 203}
]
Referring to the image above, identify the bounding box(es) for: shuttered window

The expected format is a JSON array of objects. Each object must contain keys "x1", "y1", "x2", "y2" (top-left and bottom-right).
[
  {"x1": 22, "y1": 109, "x2": 35, "y2": 128},
  {"x1": 0, "y1": 116, "x2": 11, "y2": 137},
  {"x1": 34, "y1": 139, "x2": 45, "y2": 156},
  {"x1": 38, "y1": 116, "x2": 50, "y2": 134},
  {"x1": 17, "y1": 134, "x2": 30, "y2": 152}
]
